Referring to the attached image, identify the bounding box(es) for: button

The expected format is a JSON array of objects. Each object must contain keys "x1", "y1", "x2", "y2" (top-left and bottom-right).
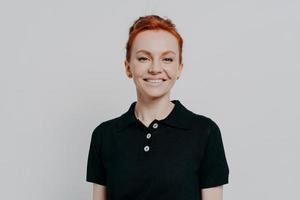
[
  {"x1": 146, "y1": 133, "x2": 151, "y2": 139},
  {"x1": 152, "y1": 123, "x2": 158, "y2": 129},
  {"x1": 144, "y1": 145, "x2": 150, "y2": 152}
]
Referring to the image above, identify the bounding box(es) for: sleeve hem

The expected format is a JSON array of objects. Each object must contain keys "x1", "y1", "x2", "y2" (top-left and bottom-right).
[
  {"x1": 86, "y1": 177, "x2": 107, "y2": 186},
  {"x1": 199, "y1": 175, "x2": 229, "y2": 189}
]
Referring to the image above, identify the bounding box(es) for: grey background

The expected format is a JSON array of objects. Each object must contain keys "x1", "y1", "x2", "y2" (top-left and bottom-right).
[{"x1": 1, "y1": 0, "x2": 299, "y2": 199}]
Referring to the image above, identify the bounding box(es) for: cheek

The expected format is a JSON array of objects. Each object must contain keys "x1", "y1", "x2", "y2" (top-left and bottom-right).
[
  {"x1": 163, "y1": 66, "x2": 179, "y2": 78},
  {"x1": 130, "y1": 62, "x2": 142, "y2": 73},
  {"x1": 132, "y1": 63, "x2": 150, "y2": 76},
  {"x1": 132, "y1": 67, "x2": 146, "y2": 79}
]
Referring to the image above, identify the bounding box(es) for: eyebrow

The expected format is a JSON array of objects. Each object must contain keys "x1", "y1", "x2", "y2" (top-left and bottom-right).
[{"x1": 136, "y1": 49, "x2": 176, "y2": 56}]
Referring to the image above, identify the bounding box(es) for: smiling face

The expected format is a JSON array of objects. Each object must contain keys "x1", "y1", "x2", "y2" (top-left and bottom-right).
[{"x1": 124, "y1": 30, "x2": 183, "y2": 100}]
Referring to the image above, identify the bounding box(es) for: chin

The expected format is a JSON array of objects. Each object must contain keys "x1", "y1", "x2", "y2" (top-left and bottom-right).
[{"x1": 143, "y1": 90, "x2": 170, "y2": 98}]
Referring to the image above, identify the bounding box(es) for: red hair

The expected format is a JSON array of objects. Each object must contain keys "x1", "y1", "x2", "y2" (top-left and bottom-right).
[{"x1": 125, "y1": 15, "x2": 183, "y2": 64}]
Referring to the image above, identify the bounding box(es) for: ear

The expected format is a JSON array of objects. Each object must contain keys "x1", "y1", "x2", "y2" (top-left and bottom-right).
[
  {"x1": 124, "y1": 60, "x2": 132, "y2": 78},
  {"x1": 178, "y1": 63, "x2": 184, "y2": 77}
]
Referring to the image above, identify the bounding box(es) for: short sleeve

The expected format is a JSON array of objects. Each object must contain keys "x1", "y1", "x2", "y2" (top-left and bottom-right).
[
  {"x1": 198, "y1": 119, "x2": 230, "y2": 188},
  {"x1": 86, "y1": 124, "x2": 107, "y2": 185}
]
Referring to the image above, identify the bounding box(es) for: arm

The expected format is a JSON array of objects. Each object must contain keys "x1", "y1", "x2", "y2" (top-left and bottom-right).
[
  {"x1": 201, "y1": 185, "x2": 223, "y2": 200},
  {"x1": 92, "y1": 183, "x2": 107, "y2": 200}
]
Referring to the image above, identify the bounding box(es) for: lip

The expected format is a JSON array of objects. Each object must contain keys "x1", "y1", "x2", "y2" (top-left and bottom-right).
[
  {"x1": 143, "y1": 78, "x2": 167, "y2": 81},
  {"x1": 143, "y1": 78, "x2": 166, "y2": 85}
]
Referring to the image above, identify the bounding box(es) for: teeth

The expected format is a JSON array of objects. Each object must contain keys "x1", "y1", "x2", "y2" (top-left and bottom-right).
[{"x1": 146, "y1": 79, "x2": 163, "y2": 83}]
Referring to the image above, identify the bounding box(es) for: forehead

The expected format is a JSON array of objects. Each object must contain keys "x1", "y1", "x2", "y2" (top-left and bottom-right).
[{"x1": 132, "y1": 30, "x2": 179, "y2": 53}]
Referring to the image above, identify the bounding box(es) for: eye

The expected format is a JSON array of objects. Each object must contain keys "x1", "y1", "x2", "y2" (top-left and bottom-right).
[
  {"x1": 138, "y1": 57, "x2": 149, "y2": 62},
  {"x1": 163, "y1": 58, "x2": 174, "y2": 62}
]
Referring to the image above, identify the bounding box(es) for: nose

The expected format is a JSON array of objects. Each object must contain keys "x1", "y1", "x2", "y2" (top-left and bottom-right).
[{"x1": 148, "y1": 59, "x2": 163, "y2": 73}]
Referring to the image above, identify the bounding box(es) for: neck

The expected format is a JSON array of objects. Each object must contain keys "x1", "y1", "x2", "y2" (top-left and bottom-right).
[{"x1": 134, "y1": 97, "x2": 174, "y2": 123}]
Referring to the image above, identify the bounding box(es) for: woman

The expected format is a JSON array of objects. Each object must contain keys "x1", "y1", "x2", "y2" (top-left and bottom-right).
[{"x1": 86, "y1": 15, "x2": 229, "y2": 200}]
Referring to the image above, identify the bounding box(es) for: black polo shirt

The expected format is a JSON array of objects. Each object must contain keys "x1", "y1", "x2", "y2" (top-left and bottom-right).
[{"x1": 86, "y1": 99, "x2": 229, "y2": 200}]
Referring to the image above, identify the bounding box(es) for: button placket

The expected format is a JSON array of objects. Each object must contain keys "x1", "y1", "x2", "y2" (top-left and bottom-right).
[
  {"x1": 143, "y1": 121, "x2": 159, "y2": 154},
  {"x1": 143, "y1": 132, "x2": 151, "y2": 153}
]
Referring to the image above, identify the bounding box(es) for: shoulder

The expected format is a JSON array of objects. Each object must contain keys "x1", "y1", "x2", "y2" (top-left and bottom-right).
[
  {"x1": 183, "y1": 106, "x2": 220, "y2": 132},
  {"x1": 91, "y1": 115, "x2": 123, "y2": 137}
]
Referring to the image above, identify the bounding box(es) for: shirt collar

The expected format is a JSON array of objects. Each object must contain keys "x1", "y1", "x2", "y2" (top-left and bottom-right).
[{"x1": 116, "y1": 99, "x2": 194, "y2": 131}]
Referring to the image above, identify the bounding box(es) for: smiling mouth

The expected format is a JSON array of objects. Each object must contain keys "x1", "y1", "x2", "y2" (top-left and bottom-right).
[
  {"x1": 143, "y1": 79, "x2": 167, "y2": 83},
  {"x1": 143, "y1": 79, "x2": 167, "y2": 86}
]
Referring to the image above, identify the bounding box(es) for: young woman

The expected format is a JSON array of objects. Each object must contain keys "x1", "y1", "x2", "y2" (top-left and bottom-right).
[{"x1": 86, "y1": 15, "x2": 229, "y2": 200}]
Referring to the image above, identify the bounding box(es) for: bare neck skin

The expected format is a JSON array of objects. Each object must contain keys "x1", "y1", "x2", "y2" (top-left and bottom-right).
[{"x1": 134, "y1": 98, "x2": 175, "y2": 127}]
